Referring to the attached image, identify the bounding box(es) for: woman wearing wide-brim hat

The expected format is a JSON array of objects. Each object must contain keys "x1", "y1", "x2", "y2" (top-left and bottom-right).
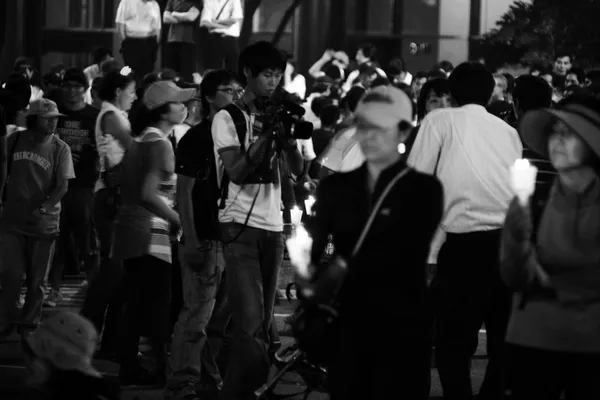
[{"x1": 500, "y1": 94, "x2": 600, "y2": 400}]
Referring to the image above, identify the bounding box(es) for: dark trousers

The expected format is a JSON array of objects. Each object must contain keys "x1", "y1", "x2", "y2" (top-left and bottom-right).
[
  {"x1": 48, "y1": 187, "x2": 95, "y2": 288},
  {"x1": 80, "y1": 188, "x2": 124, "y2": 353},
  {"x1": 329, "y1": 317, "x2": 432, "y2": 400},
  {"x1": 220, "y1": 223, "x2": 283, "y2": 400},
  {"x1": 509, "y1": 344, "x2": 600, "y2": 400},
  {"x1": 121, "y1": 37, "x2": 158, "y2": 82},
  {"x1": 120, "y1": 254, "x2": 172, "y2": 371},
  {"x1": 203, "y1": 34, "x2": 239, "y2": 73},
  {"x1": 432, "y1": 229, "x2": 510, "y2": 400},
  {"x1": 165, "y1": 42, "x2": 196, "y2": 82}
]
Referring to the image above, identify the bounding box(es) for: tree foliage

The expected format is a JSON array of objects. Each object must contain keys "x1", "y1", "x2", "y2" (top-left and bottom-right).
[{"x1": 475, "y1": 0, "x2": 600, "y2": 69}]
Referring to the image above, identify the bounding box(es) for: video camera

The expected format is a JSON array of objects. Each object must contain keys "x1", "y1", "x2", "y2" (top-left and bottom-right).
[{"x1": 242, "y1": 91, "x2": 314, "y2": 185}]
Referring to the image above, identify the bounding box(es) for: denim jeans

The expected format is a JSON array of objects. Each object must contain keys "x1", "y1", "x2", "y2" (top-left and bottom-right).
[
  {"x1": 0, "y1": 229, "x2": 55, "y2": 331},
  {"x1": 220, "y1": 223, "x2": 284, "y2": 400},
  {"x1": 167, "y1": 241, "x2": 229, "y2": 397}
]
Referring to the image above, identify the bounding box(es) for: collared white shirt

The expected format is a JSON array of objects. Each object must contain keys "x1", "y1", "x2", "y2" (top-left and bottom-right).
[
  {"x1": 201, "y1": 0, "x2": 244, "y2": 37},
  {"x1": 115, "y1": 0, "x2": 161, "y2": 38},
  {"x1": 408, "y1": 104, "x2": 522, "y2": 233}
]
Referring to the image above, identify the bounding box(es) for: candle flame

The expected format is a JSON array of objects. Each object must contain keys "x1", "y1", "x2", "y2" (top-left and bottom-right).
[{"x1": 514, "y1": 158, "x2": 531, "y2": 169}]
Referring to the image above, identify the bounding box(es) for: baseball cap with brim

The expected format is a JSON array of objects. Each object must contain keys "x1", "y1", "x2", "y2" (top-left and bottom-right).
[
  {"x1": 26, "y1": 311, "x2": 101, "y2": 378},
  {"x1": 143, "y1": 80, "x2": 196, "y2": 110},
  {"x1": 520, "y1": 103, "x2": 600, "y2": 159},
  {"x1": 353, "y1": 85, "x2": 413, "y2": 129},
  {"x1": 28, "y1": 99, "x2": 65, "y2": 118}
]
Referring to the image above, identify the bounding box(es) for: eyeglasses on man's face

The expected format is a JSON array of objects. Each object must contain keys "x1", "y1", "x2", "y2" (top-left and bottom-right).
[{"x1": 217, "y1": 87, "x2": 244, "y2": 97}]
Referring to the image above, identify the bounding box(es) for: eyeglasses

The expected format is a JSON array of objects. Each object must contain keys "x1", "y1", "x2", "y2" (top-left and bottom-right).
[{"x1": 217, "y1": 87, "x2": 244, "y2": 96}]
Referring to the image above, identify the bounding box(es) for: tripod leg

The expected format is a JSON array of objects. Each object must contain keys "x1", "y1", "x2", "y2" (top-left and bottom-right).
[{"x1": 254, "y1": 350, "x2": 304, "y2": 399}]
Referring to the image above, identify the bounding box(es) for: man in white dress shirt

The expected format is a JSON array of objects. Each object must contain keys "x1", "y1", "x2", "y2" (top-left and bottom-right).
[
  {"x1": 200, "y1": 0, "x2": 244, "y2": 73},
  {"x1": 408, "y1": 62, "x2": 522, "y2": 400},
  {"x1": 115, "y1": 0, "x2": 162, "y2": 81}
]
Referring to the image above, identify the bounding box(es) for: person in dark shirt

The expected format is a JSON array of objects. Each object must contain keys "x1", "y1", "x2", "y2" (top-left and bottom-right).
[
  {"x1": 513, "y1": 75, "x2": 556, "y2": 207},
  {"x1": 46, "y1": 68, "x2": 100, "y2": 306},
  {"x1": 167, "y1": 69, "x2": 240, "y2": 400},
  {"x1": 312, "y1": 104, "x2": 340, "y2": 158}
]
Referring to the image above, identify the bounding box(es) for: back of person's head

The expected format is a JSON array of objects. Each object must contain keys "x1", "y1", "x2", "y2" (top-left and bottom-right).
[
  {"x1": 427, "y1": 69, "x2": 447, "y2": 80},
  {"x1": 98, "y1": 70, "x2": 136, "y2": 102},
  {"x1": 437, "y1": 60, "x2": 454, "y2": 74},
  {"x1": 416, "y1": 77, "x2": 450, "y2": 121},
  {"x1": 323, "y1": 63, "x2": 343, "y2": 81},
  {"x1": 357, "y1": 43, "x2": 377, "y2": 60},
  {"x1": 238, "y1": 41, "x2": 286, "y2": 84},
  {"x1": 319, "y1": 104, "x2": 341, "y2": 127},
  {"x1": 502, "y1": 72, "x2": 515, "y2": 94},
  {"x1": 92, "y1": 47, "x2": 113, "y2": 65},
  {"x1": 13, "y1": 56, "x2": 33, "y2": 71},
  {"x1": 567, "y1": 67, "x2": 586, "y2": 85},
  {"x1": 448, "y1": 62, "x2": 495, "y2": 106},
  {"x1": 100, "y1": 58, "x2": 120, "y2": 76},
  {"x1": 371, "y1": 77, "x2": 390, "y2": 89},
  {"x1": 159, "y1": 68, "x2": 178, "y2": 81},
  {"x1": 512, "y1": 75, "x2": 553, "y2": 114},
  {"x1": 343, "y1": 86, "x2": 367, "y2": 113},
  {"x1": 200, "y1": 69, "x2": 240, "y2": 114},
  {"x1": 0, "y1": 73, "x2": 32, "y2": 124},
  {"x1": 311, "y1": 96, "x2": 332, "y2": 118},
  {"x1": 587, "y1": 70, "x2": 600, "y2": 86},
  {"x1": 387, "y1": 57, "x2": 406, "y2": 75}
]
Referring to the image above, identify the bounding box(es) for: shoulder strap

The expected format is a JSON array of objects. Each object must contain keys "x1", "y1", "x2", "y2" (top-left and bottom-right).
[
  {"x1": 351, "y1": 168, "x2": 411, "y2": 258},
  {"x1": 215, "y1": 0, "x2": 232, "y2": 20},
  {"x1": 218, "y1": 104, "x2": 248, "y2": 208}
]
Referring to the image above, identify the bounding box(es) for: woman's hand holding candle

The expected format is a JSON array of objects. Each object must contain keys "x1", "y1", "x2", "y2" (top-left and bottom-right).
[
  {"x1": 286, "y1": 224, "x2": 313, "y2": 280},
  {"x1": 304, "y1": 196, "x2": 316, "y2": 216},
  {"x1": 510, "y1": 158, "x2": 538, "y2": 206}
]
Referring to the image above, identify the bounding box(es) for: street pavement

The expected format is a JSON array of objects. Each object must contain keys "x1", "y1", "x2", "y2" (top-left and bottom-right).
[{"x1": 0, "y1": 267, "x2": 489, "y2": 399}]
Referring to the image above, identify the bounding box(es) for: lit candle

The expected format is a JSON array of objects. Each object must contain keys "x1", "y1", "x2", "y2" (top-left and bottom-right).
[
  {"x1": 510, "y1": 158, "x2": 538, "y2": 206},
  {"x1": 290, "y1": 206, "x2": 303, "y2": 225},
  {"x1": 286, "y1": 224, "x2": 313, "y2": 279},
  {"x1": 304, "y1": 196, "x2": 316, "y2": 216}
]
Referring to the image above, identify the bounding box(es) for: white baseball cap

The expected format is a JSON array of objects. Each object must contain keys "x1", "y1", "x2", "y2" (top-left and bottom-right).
[{"x1": 353, "y1": 85, "x2": 413, "y2": 129}]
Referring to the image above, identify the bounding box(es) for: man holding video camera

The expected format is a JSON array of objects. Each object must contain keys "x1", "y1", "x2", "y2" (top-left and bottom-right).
[{"x1": 211, "y1": 41, "x2": 304, "y2": 399}]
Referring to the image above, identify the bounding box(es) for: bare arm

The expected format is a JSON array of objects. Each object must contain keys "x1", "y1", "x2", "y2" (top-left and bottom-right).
[
  {"x1": 282, "y1": 141, "x2": 304, "y2": 176},
  {"x1": 42, "y1": 145, "x2": 74, "y2": 209},
  {"x1": 163, "y1": 11, "x2": 178, "y2": 24},
  {"x1": 171, "y1": 7, "x2": 200, "y2": 22},
  {"x1": 102, "y1": 112, "x2": 133, "y2": 151},
  {"x1": 117, "y1": 23, "x2": 126, "y2": 41},
  {"x1": 140, "y1": 141, "x2": 180, "y2": 227},
  {"x1": 200, "y1": 20, "x2": 229, "y2": 30},
  {"x1": 308, "y1": 53, "x2": 333, "y2": 79}
]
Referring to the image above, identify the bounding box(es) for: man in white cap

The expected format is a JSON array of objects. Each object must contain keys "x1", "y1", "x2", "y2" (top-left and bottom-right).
[{"x1": 0, "y1": 99, "x2": 74, "y2": 337}]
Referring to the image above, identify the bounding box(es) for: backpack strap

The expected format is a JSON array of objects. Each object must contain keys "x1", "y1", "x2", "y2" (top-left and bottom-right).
[{"x1": 219, "y1": 103, "x2": 248, "y2": 209}]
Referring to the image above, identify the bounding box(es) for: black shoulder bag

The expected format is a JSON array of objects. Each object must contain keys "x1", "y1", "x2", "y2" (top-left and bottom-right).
[{"x1": 292, "y1": 167, "x2": 411, "y2": 362}]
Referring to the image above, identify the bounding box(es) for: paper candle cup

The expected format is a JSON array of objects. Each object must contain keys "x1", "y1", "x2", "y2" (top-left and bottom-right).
[
  {"x1": 510, "y1": 159, "x2": 538, "y2": 206},
  {"x1": 290, "y1": 206, "x2": 303, "y2": 225},
  {"x1": 304, "y1": 196, "x2": 316, "y2": 216}
]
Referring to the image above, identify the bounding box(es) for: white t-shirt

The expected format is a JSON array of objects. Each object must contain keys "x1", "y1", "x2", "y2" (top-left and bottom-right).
[
  {"x1": 115, "y1": 0, "x2": 162, "y2": 38},
  {"x1": 201, "y1": 0, "x2": 244, "y2": 37},
  {"x1": 94, "y1": 101, "x2": 129, "y2": 192},
  {"x1": 212, "y1": 108, "x2": 284, "y2": 232}
]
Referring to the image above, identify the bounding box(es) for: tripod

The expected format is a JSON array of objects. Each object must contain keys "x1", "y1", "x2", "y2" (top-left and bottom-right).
[{"x1": 254, "y1": 343, "x2": 328, "y2": 400}]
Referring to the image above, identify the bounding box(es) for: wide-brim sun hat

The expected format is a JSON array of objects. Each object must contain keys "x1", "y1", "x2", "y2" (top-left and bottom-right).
[
  {"x1": 143, "y1": 80, "x2": 196, "y2": 110},
  {"x1": 520, "y1": 102, "x2": 600, "y2": 159}
]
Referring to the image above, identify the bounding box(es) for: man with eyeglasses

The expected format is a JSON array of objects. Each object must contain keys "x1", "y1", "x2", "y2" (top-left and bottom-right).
[
  {"x1": 167, "y1": 69, "x2": 242, "y2": 400},
  {"x1": 45, "y1": 68, "x2": 100, "y2": 307}
]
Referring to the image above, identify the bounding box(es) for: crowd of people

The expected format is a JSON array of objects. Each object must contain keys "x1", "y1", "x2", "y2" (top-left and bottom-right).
[{"x1": 0, "y1": 4, "x2": 600, "y2": 399}]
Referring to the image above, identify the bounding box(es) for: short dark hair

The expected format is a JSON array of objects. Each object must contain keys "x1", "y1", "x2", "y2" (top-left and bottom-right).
[
  {"x1": 26, "y1": 115, "x2": 39, "y2": 130},
  {"x1": 343, "y1": 86, "x2": 367, "y2": 113},
  {"x1": 414, "y1": 71, "x2": 428, "y2": 80},
  {"x1": 448, "y1": 62, "x2": 495, "y2": 106},
  {"x1": 437, "y1": 60, "x2": 454, "y2": 74},
  {"x1": 416, "y1": 78, "x2": 450, "y2": 121},
  {"x1": 387, "y1": 57, "x2": 406, "y2": 75},
  {"x1": 200, "y1": 69, "x2": 239, "y2": 113},
  {"x1": 319, "y1": 104, "x2": 340, "y2": 127},
  {"x1": 311, "y1": 96, "x2": 332, "y2": 118},
  {"x1": 512, "y1": 75, "x2": 553, "y2": 114},
  {"x1": 238, "y1": 41, "x2": 286, "y2": 84},
  {"x1": 98, "y1": 70, "x2": 136, "y2": 102},
  {"x1": 357, "y1": 43, "x2": 377, "y2": 60},
  {"x1": 555, "y1": 52, "x2": 573, "y2": 62},
  {"x1": 92, "y1": 47, "x2": 113, "y2": 65},
  {"x1": 427, "y1": 69, "x2": 447, "y2": 80}
]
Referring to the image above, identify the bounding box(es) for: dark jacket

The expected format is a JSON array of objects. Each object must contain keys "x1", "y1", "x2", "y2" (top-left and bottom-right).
[{"x1": 309, "y1": 160, "x2": 443, "y2": 326}]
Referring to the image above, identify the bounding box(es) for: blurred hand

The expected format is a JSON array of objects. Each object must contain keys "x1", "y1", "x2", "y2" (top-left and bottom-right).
[
  {"x1": 247, "y1": 136, "x2": 272, "y2": 163},
  {"x1": 504, "y1": 197, "x2": 533, "y2": 242}
]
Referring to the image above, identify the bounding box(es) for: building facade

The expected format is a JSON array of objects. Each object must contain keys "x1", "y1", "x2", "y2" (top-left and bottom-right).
[{"x1": 0, "y1": 0, "x2": 527, "y2": 79}]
